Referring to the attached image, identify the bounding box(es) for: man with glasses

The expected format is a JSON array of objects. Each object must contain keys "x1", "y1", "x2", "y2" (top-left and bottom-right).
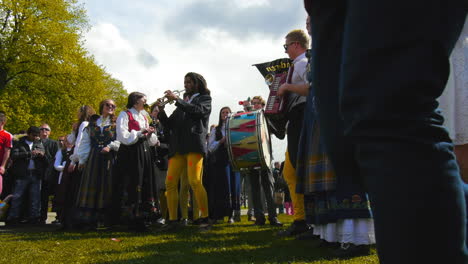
[
  {"x1": 57, "y1": 136, "x2": 65, "y2": 149},
  {"x1": 275, "y1": 29, "x2": 311, "y2": 237},
  {"x1": 39, "y1": 123, "x2": 60, "y2": 224}
]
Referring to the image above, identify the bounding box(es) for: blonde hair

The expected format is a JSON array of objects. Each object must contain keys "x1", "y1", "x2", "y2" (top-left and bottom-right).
[
  {"x1": 252, "y1": 96, "x2": 266, "y2": 106},
  {"x1": 285, "y1": 29, "x2": 310, "y2": 49}
]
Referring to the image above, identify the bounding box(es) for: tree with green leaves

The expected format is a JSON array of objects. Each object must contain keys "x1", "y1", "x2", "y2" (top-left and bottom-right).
[{"x1": 0, "y1": 0, "x2": 127, "y2": 137}]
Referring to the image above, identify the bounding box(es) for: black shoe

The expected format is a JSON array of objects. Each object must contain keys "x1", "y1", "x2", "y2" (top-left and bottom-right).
[
  {"x1": 295, "y1": 229, "x2": 318, "y2": 240},
  {"x1": 254, "y1": 215, "x2": 266, "y2": 226},
  {"x1": 268, "y1": 217, "x2": 283, "y2": 226},
  {"x1": 234, "y1": 210, "x2": 241, "y2": 222},
  {"x1": 227, "y1": 217, "x2": 235, "y2": 224},
  {"x1": 160, "y1": 220, "x2": 181, "y2": 232},
  {"x1": 28, "y1": 218, "x2": 46, "y2": 226},
  {"x1": 197, "y1": 217, "x2": 211, "y2": 228},
  {"x1": 192, "y1": 218, "x2": 203, "y2": 225},
  {"x1": 332, "y1": 243, "x2": 371, "y2": 258},
  {"x1": 277, "y1": 220, "x2": 309, "y2": 237},
  {"x1": 247, "y1": 215, "x2": 256, "y2": 222},
  {"x1": 81, "y1": 224, "x2": 98, "y2": 232},
  {"x1": 5, "y1": 219, "x2": 20, "y2": 228},
  {"x1": 180, "y1": 219, "x2": 189, "y2": 226}
]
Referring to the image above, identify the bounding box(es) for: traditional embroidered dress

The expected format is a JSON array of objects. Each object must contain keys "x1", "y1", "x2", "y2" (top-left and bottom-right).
[
  {"x1": 296, "y1": 57, "x2": 375, "y2": 246},
  {"x1": 113, "y1": 108, "x2": 158, "y2": 227},
  {"x1": 75, "y1": 117, "x2": 119, "y2": 226}
]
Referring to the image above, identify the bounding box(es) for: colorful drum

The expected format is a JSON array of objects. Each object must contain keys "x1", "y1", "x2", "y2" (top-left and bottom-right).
[{"x1": 225, "y1": 110, "x2": 271, "y2": 171}]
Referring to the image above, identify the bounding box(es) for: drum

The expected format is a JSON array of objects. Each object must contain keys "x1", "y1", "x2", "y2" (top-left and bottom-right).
[{"x1": 225, "y1": 110, "x2": 271, "y2": 171}]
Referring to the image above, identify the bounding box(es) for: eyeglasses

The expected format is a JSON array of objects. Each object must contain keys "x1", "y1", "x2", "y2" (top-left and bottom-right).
[
  {"x1": 40, "y1": 128, "x2": 50, "y2": 131},
  {"x1": 105, "y1": 103, "x2": 116, "y2": 109},
  {"x1": 283, "y1": 41, "x2": 298, "y2": 51}
]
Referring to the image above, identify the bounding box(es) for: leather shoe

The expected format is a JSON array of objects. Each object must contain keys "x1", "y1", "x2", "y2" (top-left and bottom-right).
[
  {"x1": 269, "y1": 217, "x2": 283, "y2": 226},
  {"x1": 233, "y1": 210, "x2": 241, "y2": 222},
  {"x1": 295, "y1": 229, "x2": 318, "y2": 240},
  {"x1": 332, "y1": 243, "x2": 371, "y2": 258},
  {"x1": 160, "y1": 220, "x2": 181, "y2": 232},
  {"x1": 254, "y1": 215, "x2": 266, "y2": 225},
  {"x1": 277, "y1": 220, "x2": 309, "y2": 236}
]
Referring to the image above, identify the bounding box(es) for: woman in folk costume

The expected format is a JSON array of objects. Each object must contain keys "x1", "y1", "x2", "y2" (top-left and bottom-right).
[
  {"x1": 58, "y1": 105, "x2": 95, "y2": 230},
  {"x1": 207, "y1": 107, "x2": 241, "y2": 223},
  {"x1": 295, "y1": 16, "x2": 375, "y2": 257},
  {"x1": 53, "y1": 136, "x2": 73, "y2": 226},
  {"x1": 74, "y1": 99, "x2": 120, "y2": 230},
  {"x1": 113, "y1": 92, "x2": 159, "y2": 231},
  {"x1": 68, "y1": 105, "x2": 96, "y2": 172}
]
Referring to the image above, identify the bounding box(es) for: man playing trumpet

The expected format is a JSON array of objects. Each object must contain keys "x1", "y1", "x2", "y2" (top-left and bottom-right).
[{"x1": 157, "y1": 72, "x2": 212, "y2": 230}]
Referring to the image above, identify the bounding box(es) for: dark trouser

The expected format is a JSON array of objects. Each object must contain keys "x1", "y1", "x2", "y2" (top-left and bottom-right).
[
  {"x1": 250, "y1": 169, "x2": 277, "y2": 219},
  {"x1": 227, "y1": 166, "x2": 241, "y2": 213},
  {"x1": 240, "y1": 172, "x2": 254, "y2": 216},
  {"x1": 7, "y1": 171, "x2": 41, "y2": 221},
  {"x1": 40, "y1": 179, "x2": 51, "y2": 222},
  {"x1": 307, "y1": 1, "x2": 467, "y2": 263},
  {"x1": 286, "y1": 105, "x2": 305, "y2": 168}
]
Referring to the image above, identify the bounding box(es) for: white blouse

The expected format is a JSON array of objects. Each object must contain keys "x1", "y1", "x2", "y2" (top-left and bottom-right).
[
  {"x1": 208, "y1": 123, "x2": 225, "y2": 153},
  {"x1": 116, "y1": 107, "x2": 158, "y2": 146},
  {"x1": 67, "y1": 121, "x2": 89, "y2": 165},
  {"x1": 77, "y1": 117, "x2": 121, "y2": 165},
  {"x1": 54, "y1": 147, "x2": 71, "y2": 184}
]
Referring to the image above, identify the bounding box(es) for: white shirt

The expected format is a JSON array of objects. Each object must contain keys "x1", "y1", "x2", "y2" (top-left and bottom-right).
[
  {"x1": 208, "y1": 123, "x2": 225, "y2": 153},
  {"x1": 54, "y1": 148, "x2": 71, "y2": 184},
  {"x1": 25, "y1": 139, "x2": 35, "y2": 170},
  {"x1": 291, "y1": 52, "x2": 308, "y2": 85},
  {"x1": 77, "y1": 116, "x2": 121, "y2": 165},
  {"x1": 116, "y1": 107, "x2": 158, "y2": 146},
  {"x1": 188, "y1": 93, "x2": 200, "y2": 103},
  {"x1": 67, "y1": 121, "x2": 89, "y2": 164}
]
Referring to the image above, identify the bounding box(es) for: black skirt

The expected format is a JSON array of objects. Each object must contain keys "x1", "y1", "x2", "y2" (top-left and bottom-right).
[{"x1": 112, "y1": 138, "x2": 157, "y2": 224}]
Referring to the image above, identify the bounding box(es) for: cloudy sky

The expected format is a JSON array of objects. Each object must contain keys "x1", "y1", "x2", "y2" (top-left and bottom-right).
[{"x1": 80, "y1": 0, "x2": 308, "y2": 162}]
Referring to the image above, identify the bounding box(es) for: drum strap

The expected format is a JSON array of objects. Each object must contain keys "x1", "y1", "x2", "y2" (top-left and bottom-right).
[{"x1": 286, "y1": 63, "x2": 295, "y2": 84}]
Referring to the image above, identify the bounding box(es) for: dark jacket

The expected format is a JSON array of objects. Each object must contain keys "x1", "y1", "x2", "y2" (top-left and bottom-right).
[
  {"x1": 151, "y1": 122, "x2": 169, "y2": 171},
  {"x1": 10, "y1": 136, "x2": 48, "y2": 179},
  {"x1": 41, "y1": 138, "x2": 59, "y2": 181},
  {"x1": 159, "y1": 94, "x2": 211, "y2": 158}
]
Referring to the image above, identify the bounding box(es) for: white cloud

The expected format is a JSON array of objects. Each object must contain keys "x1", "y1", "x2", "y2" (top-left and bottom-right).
[{"x1": 80, "y1": 0, "x2": 309, "y2": 162}]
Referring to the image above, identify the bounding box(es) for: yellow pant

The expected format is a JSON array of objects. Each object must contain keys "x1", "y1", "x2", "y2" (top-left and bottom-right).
[
  {"x1": 179, "y1": 167, "x2": 200, "y2": 220},
  {"x1": 166, "y1": 153, "x2": 208, "y2": 221},
  {"x1": 283, "y1": 151, "x2": 305, "y2": 221}
]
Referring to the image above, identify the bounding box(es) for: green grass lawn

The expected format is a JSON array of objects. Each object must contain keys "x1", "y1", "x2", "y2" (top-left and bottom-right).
[{"x1": 0, "y1": 215, "x2": 378, "y2": 264}]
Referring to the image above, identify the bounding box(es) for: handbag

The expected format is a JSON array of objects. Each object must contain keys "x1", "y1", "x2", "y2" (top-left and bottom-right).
[{"x1": 274, "y1": 191, "x2": 285, "y2": 205}]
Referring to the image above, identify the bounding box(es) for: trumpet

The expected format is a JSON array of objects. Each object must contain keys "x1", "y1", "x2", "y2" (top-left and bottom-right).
[{"x1": 146, "y1": 89, "x2": 186, "y2": 111}]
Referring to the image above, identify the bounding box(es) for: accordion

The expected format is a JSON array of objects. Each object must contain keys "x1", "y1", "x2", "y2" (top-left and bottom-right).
[{"x1": 264, "y1": 73, "x2": 288, "y2": 139}]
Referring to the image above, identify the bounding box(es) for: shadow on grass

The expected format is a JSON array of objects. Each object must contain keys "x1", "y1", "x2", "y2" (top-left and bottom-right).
[
  {"x1": 95, "y1": 226, "x2": 339, "y2": 264},
  {"x1": 0, "y1": 216, "x2": 377, "y2": 264}
]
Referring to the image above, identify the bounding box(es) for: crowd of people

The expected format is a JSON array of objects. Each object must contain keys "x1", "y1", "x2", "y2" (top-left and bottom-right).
[{"x1": 0, "y1": 1, "x2": 466, "y2": 263}]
